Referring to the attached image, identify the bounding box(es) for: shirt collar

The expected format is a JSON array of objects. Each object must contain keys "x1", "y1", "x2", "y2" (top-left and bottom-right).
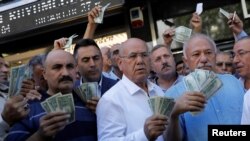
[{"x1": 121, "y1": 75, "x2": 158, "y2": 97}]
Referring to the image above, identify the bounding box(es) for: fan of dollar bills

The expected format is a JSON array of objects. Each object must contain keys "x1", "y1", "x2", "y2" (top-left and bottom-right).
[
  {"x1": 184, "y1": 69, "x2": 223, "y2": 100},
  {"x1": 41, "y1": 93, "x2": 75, "y2": 124},
  {"x1": 73, "y1": 82, "x2": 99, "y2": 103},
  {"x1": 148, "y1": 96, "x2": 175, "y2": 116},
  {"x1": 8, "y1": 64, "x2": 32, "y2": 97}
]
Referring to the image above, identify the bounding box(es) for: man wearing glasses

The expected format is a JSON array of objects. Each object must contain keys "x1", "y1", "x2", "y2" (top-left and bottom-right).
[
  {"x1": 233, "y1": 36, "x2": 250, "y2": 124},
  {"x1": 233, "y1": 36, "x2": 250, "y2": 91},
  {"x1": 96, "y1": 38, "x2": 168, "y2": 141}
]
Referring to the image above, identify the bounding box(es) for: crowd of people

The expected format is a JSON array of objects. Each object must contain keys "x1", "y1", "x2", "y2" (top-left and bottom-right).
[{"x1": 0, "y1": 5, "x2": 250, "y2": 141}]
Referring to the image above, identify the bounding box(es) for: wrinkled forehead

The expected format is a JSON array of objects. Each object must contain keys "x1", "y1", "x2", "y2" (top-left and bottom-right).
[
  {"x1": 45, "y1": 50, "x2": 75, "y2": 67},
  {"x1": 216, "y1": 53, "x2": 232, "y2": 61},
  {"x1": 188, "y1": 38, "x2": 215, "y2": 52}
]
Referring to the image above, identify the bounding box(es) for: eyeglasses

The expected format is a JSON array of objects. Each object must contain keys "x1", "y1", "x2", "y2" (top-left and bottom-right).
[
  {"x1": 120, "y1": 52, "x2": 149, "y2": 60},
  {"x1": 232, "y1": 50, "x2": 250, "y2": 58},
  {"x1": 216, "y1": 62, "x2": 233, "y2": 67}
]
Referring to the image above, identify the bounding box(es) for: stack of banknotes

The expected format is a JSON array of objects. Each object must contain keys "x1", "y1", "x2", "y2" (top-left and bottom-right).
[
  {"x1": 170, "y1": 26, "x2": 192, "y2": 49},
  {"x1": 73, "y1": 82, "x2": 99, "y2": 103},
  {"x1": 41, "y1": 93, "x2": 75, "y2": 124},
  {"x1": 148, "y1": 96, "x2": 175, "y2": 116},
  {"x1": 184, "y1": 69, "x2": 223, "y2": 100}
]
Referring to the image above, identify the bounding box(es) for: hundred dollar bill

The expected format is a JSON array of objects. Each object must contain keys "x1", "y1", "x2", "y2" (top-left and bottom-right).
[
  {"x1": 173, "y1": 26, "x2": 192, "y2": 43},
  {"x1": 201, "y1": 77, "x2": 222, "y2": 100},
  {"x1": 94, "y1": 3, "x2": 111, "y2": 24},
  {"x1": 219, "y1": 8, "x2": 230, "y2": 19},
  {"x1": 184, "y1": 74, "x2": 200, "y2": 91},
  {"x1": 57, "y1": 94, "x2": 75, "y2": 124}
]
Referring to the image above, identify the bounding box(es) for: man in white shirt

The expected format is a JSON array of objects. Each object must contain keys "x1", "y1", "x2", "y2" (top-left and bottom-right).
[
  {"x1": 96, "y1": 38, "x2": 168, "y2": 141},
  {"x1": 233, "y1": 37, "x2": 250, "y2": 124}
]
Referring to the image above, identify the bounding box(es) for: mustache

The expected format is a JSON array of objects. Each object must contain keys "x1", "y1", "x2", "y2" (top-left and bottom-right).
[
  {"x1": 162, "y1": 63, "x2": 172, "y2": 70},
  {"x1": 197, "y1": 64, "x2": 212, "y2": 69},
  {"x1": 58, "y1": 76, "x2": 73, "y2": 83}
]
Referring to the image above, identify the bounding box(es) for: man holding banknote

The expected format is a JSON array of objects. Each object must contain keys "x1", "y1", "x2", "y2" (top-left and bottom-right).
[
  {"x1": 164, "y1": 33, "x2": 245, "y2": 141},
  {"x1": 6, "y1": 50, "x2": 97, "y2": 141},
  {"x1": 97, "y1": 38, "x2": 168, "y2": 141}
]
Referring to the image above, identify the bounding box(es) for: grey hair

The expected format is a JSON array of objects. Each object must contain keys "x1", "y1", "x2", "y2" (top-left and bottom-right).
[{"x1": 182, "y1": 33, "x2": 217, "y2": 58}]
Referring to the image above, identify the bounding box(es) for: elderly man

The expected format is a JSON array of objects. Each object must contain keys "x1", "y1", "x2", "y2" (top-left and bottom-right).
[
  {"x1": 233, "y1": 36, "x2": 250, "y2": 90},
  {"x1": 232, "y1": 36, "x2": 250, "y2": 124},
  {"x1": 6, "y1": 50, "x2": 97, "y2": 141},
  {"x1": 150, "y1": 44, "x2": 183, "y2": 92},
  {"x1": 97, "y1": 38, "x2": 168, "y2": 141},
  {"x1": 164, "y1": 34, "x2": 244, "y2": 141}
]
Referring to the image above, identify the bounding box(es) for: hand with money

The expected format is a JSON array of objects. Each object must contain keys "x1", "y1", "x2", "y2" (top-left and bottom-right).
[
  {"x1": 83, "y1": 6, "x2": 101, "y2": 39},
  {"x1": 227, "y1": 12, "x2": 244, "y2": 35},
  {"x1": 41, "y1": 93, "x2": 75, "y2": 124},
  {"x1": 36, "y1": 111, "x2": 70, "y2": 139},
  {"x1": 144, "y1": 114, "x2": 168, "y2": 141},
  {"x1": 19, "y1": 79, "x2": 35, "y2": 95},
  {"x1": 94, "y1": 3, "x2": 111, "y2": 24},
  {"x1": 173, "y1": 26, "x2": 192, "y2": 44},
  {"x1": 74, "y1": 82, "x2": 99, "y2": 103},
  {"x1": 19, "y1": 79, "x2": 42, "y2": 100},
  {"x1": 190, "y1": 12, "x2": 202, "y2": 33},
  {"x1": 1, "y1": 95, "x2": 30, "y2": 126},
  {"x1": 88, "y1": 6, "x2": 101, "y2": 24},
  {"x1": 184, "y1": 69, "x2": 223, "y2": 99},
  {"x1": 162, "y1": 27, "x2": 175, "y2": 47},
  {"x1": 86, "y1": 96, "x2": 100, "y2": 113},
  {"x1": 171, "y1": 92, "x2": 206, "y2": 117},
  {"x1": 53, "y1": 37, "x2": 68, "y2": 50},
  {"x1": 8, "y1": 64, "x2": 33, "y2": 97},
  {"x1": 148, "y1": 96, "x2": 175, "y2": 116}
]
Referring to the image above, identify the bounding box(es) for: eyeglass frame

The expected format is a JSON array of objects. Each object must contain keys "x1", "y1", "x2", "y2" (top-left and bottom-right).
[
  {"x1": 119, "y1": 52, "x2": 150, "y2": 60},
  {"x1": 232, "y1": 50, "x2": 250, "y2": 58}
]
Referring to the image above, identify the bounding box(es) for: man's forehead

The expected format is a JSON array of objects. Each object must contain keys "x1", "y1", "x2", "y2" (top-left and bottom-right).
[{"x1": 153, "y1": 47, "x2": 170, "y2": 55}]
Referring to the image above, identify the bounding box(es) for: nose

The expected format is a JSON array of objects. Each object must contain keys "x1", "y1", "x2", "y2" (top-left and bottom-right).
[
  {"x1": 199, "y1": 53, "x2": 208, "y2": 63},
  {"x1": 61, "y1": 67, "x2": 69, "y2": 76},
  {"x1": 89, "y1": 58, "x2": 96, "y2": 67},
  {"x1": 222, "y1": 63, "x2": 226, "y2": 70},
  {"x1": 233, "y1": 55, "x2": 239, "y2": 64},
  {"x1": 135, "y1": 54, "x2": 144, "y2": 62}
]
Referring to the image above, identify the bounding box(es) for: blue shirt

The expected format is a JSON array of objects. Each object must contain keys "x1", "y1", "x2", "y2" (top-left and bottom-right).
[
  {"x1": 165, "y1": 74, "x2": 244, "y2": 141},
  {"x1": 5, "y1": 91, "x2": 97, "y2": 141}
]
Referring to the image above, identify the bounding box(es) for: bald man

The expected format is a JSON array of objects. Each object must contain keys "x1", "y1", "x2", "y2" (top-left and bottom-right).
[{"x1": 6, "y1": 50, "x2": 97, "y2": 141}]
